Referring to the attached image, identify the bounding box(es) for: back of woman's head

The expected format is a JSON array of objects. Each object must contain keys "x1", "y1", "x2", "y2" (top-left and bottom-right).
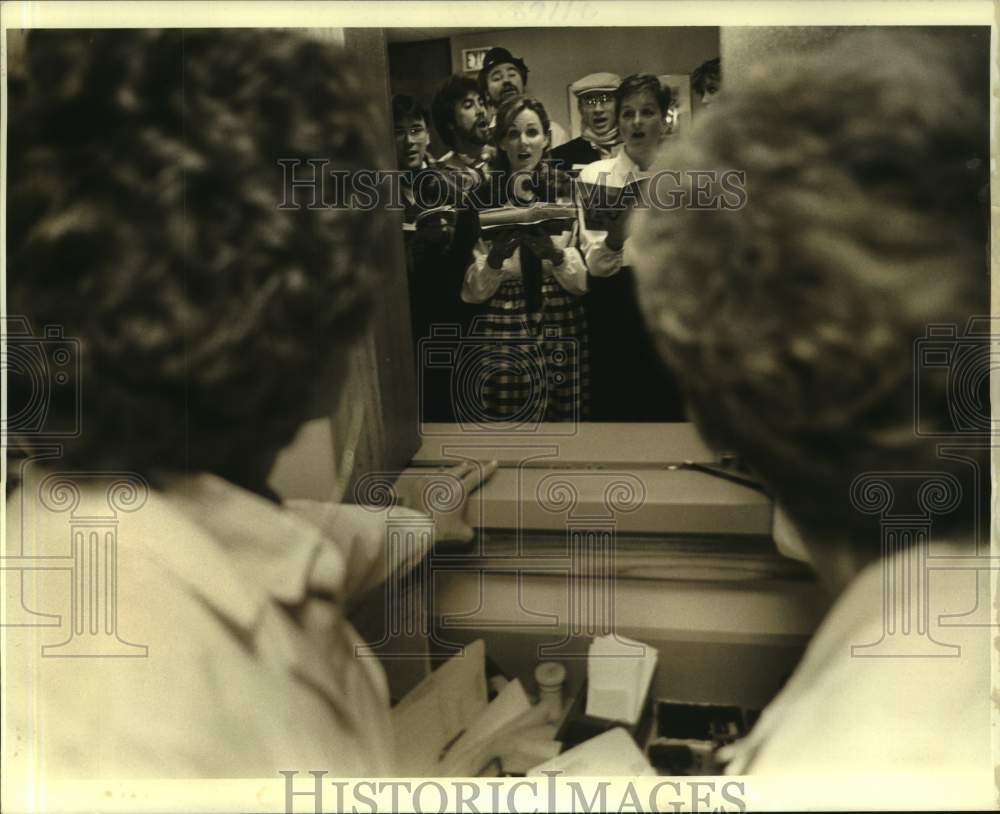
[
  {"x1": 8, "y1": 30, "x2": 389, "y2": 484},
  {"x1": 632, "y1": 30, "x2": 989, "y2": 546}
]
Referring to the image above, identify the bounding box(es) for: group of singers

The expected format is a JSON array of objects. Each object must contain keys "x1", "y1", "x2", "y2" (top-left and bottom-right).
[{"x1": 394, "y1": 47, "x2": 721, "y2": 424}]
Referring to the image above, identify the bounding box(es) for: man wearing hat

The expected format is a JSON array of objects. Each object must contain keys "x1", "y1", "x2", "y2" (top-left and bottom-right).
[
  {"x1": 550, "y1": 71, "x2": 622, "y2": 173},
  {"x1": 478, "y1": 46, "x2": 567, "y2": 147}
]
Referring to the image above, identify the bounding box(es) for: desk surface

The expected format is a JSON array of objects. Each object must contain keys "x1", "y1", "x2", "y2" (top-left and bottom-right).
[
  {"x1": 409, "y1": 423, "x2": 773, "y2": 537},
  {"x1": 414, "y1": 422, "x2": 717, "y2": 467}
]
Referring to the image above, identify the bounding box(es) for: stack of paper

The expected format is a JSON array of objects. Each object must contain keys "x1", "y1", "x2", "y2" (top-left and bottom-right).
[
  {"x1": 527, "y1": 727, "x2": 656, "y2": 777},
  {"x1": 392, "y1": 640, "x2": 563, "y2": 776},
  {"x1": 585, "y1": 634, "x2": 658, "y2": 725},
  {"x1": 390, "y1": 639, "x2": 488, "y2": 775}
]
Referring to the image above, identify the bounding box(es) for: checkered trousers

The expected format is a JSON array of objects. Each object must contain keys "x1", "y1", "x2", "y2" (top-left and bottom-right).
[{"x1": 476, "y1": 276, "x2": 591, "y2": 423}]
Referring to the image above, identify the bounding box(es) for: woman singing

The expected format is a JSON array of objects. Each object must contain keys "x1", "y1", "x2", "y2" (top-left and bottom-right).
[
  {"x1": 461, "y1": 95, "x2": 589, "y2": 423},
  {"x1": 578, "y1": 73, "x2": 685, "y2": 421}
]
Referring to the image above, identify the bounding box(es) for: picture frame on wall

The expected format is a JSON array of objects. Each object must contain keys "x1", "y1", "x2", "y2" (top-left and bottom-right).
[{"x1": 658, "y1": 74, "x2": 691, "y2": 136}]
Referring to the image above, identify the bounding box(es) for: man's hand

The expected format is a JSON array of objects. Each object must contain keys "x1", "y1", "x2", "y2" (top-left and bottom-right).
[{"x1": 394, "y1": 460, "x2": 499, "y2": 544}]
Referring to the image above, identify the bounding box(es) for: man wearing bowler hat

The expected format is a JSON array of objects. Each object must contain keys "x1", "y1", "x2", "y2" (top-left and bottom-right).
[
  {"x1": 478, "y1": 46, "x2": 567, "y2": 148},
  {"x1": 550, "y1": 71, "x2": 622, "y2": 173}
]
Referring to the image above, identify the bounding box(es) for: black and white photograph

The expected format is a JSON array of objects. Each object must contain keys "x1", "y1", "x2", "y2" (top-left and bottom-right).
[{"x1": 1, "y1": 2, "x2": 995, "y2": 811}]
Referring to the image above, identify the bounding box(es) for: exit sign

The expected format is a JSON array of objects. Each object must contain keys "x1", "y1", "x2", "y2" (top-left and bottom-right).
[{"x1": 461, "y1": 47, "x2": 492, "y2": 73}]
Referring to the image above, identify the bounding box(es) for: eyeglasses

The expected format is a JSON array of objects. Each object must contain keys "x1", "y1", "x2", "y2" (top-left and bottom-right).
[
  {"x1": 394, "y1": 125, "x2": 428, "y2": 139},
  {"x1": 580, "y1": 93, "x2": 613, "y2": 107}
]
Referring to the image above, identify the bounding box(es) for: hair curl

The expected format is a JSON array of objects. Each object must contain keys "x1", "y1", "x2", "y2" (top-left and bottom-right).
[
  {"x1": 632, "y1": 31, "x2": 989, "y2": 545},
  {"x1": 8, "y1": 29, "x2": 390, "y2": 485}
]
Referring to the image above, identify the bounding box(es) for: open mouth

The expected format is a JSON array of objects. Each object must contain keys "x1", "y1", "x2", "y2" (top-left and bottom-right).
[
  {"x1": 517, "y1": 152, "x2": 532, "y2": 162},
  {"x1": 501, "y1": 85, "x2": 519, "y2": 99},
  {"x1": 630, "y1": 131, "x2": 646, "y2": 140},
  {"x1": 592, "y1": 115, "x2": 608, "y2": 127}
]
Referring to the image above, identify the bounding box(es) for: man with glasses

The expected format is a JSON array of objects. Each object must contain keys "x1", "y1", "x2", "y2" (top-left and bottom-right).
[
  {"x1": 393, "y1": 93, "x2": 478, "y2": 421},
  {"x1": 392, "y1": 94, "x2": 443, "y2": 218},
  {"x1": 550, "y1": 72, "x2": 622, "y2": 174}
]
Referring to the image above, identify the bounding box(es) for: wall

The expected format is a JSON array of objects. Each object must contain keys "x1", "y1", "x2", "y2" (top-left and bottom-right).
[
  {"x1": 271, "y1": 28, "x2": 422, "y2": 502},
  {"x1": 387, "y1": 38, "x2": 455, "y2": 157},
  {"x1": 449, "y1": 27, "x2": 719, "y2": 137}
]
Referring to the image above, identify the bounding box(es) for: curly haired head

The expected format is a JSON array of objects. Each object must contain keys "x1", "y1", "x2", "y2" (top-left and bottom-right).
[
  {"x1": 430, "y1": 75, "x2": 481, "y2": 151},
  {"x1": 8, "y1": 29, "x2": 390, "y2": 486},
  {"x1": 632, "y1": 30, "x2": 989, "y2": 545}
]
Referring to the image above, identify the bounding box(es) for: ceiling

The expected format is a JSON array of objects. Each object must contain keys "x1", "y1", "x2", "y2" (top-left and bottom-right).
[{"x1": 384, "y1": 27, "x2": 500, "y2": 44}]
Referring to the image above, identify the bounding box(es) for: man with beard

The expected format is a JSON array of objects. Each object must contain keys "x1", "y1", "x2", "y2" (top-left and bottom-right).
[
  {"x1": 430, "y1": 74, "x2": 494, "y2": 191},
  {"x1": 478, "y1": 46, "x2": 567, "y2": 148},
  {"x1": 550, "y1": 72, "x2": 622, "y2": 174}
]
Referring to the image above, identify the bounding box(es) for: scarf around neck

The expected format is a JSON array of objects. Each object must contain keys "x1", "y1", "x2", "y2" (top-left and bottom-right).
[{"x1": 581, "y1": 125, "x2": 621, "y2": 155}]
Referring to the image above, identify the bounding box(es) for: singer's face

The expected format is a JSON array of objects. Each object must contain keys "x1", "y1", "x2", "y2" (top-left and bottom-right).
[
  {"x1": 486, "y1": 63, "x2": 524, "y2": 105},
  {"x1": 501, "y1": 108, "x2": 549, "y2": 172}
]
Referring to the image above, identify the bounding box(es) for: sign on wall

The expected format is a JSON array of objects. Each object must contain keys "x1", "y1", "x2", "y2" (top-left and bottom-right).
[{"x1": 461, "y1": 47, "x2": 492, "y2": 74}]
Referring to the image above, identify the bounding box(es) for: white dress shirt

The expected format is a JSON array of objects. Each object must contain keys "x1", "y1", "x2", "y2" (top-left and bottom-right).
[
  {"x1": 4, "y1": 471, "x2": 431, "y2": 784},
  {"x1": 578, "y1": 150, "x2": 651, "y2": 277},
  {"x1": 719, "y1": 542, "x2": 994, "y2": 808}
]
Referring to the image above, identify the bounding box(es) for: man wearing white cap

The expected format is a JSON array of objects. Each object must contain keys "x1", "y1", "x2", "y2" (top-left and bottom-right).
[{"x1": 550, "y1": 72, "x2": 622, "y2": 174}]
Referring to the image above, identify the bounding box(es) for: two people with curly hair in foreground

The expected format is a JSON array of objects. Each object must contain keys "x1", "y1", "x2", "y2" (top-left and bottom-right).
[{"x1": 4, "y1": 25, "x2": 992, "y2": 806}]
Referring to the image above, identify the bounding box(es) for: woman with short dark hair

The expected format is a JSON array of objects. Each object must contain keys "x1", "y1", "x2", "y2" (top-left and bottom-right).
[{"x1": 577, "y1": 73, "x2": 684, "y2": 421}]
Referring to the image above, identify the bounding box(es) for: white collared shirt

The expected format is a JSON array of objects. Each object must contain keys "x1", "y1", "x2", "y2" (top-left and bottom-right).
[
  {"x1": 720, "y1": 542, "x2": 993, "y2": 808},
  {"x1": 578, "y1": 150, "x2": 651, "y2": 276},
  {"x1": 4, "y1": 471, "x2": 430, "y2": 783}
]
